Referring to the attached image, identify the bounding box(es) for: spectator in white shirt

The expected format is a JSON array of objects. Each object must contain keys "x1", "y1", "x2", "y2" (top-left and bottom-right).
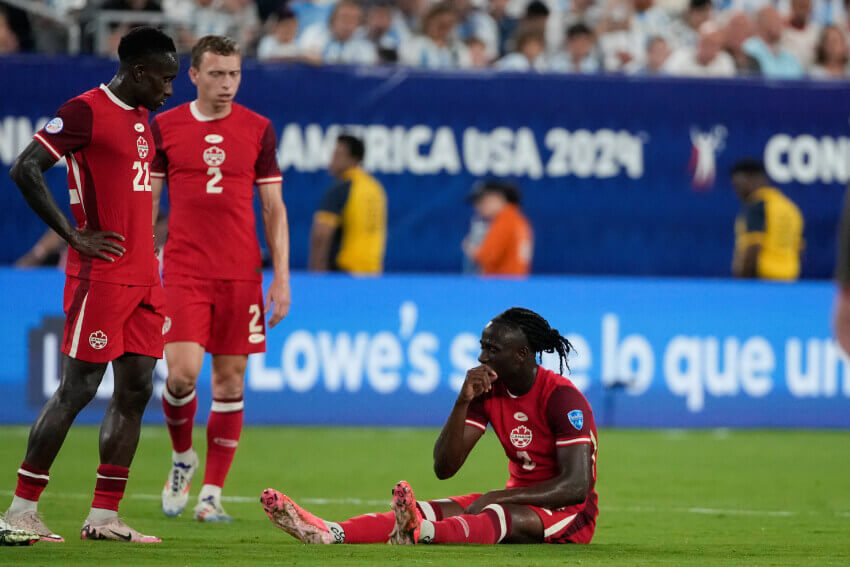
[
  {"x1": 550, "y1": 23, "x2": 601, "y2": 72},
  {"x1": 669, "y1": 0, "x2": 714, "y2": 48},
  {"x1": 453, "y1": 0, "x2": 501, "y2": 61},
  {"x1": 810, "y1": 23, "x2": 850, "y2": 76},
  {"x1": 465, "y1": 36, "x2": 491, "y2": 67},
  {"x1": 400, "y1": 2, "x2": 470, "y2": 68},
  {"x1": 258, "y1": 5, "x2": 301, "y2": 61},
  {"x1": 665, "y1": 21, "x2": 737, "y2": 76},
  {"x1": 357, "y1": 0, "x2": 404, "y2": 62},
  {"x1": 300, "y1": 0, "x2": 378, "y2": 64},
  {"x1": 496, "y1": 26, "x2": 548, "y2": 70},
  {"x1": 783, "y1": 0, "x2": 821, "y2": 67},
  {"x1": 598, "y1": 0, "x2": 671, "y2": 71},
  {"x1": 627, "y1": 34, "x2": 671, "y2": 72}
]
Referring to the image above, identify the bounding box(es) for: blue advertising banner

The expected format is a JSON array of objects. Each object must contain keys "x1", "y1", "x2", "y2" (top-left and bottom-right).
[
  {"x1": 1, "y1": 57, "x2": 848, "y2": 277},
  {"x1": 0, "y1": 269, "x2": 848, "y2": 427}
]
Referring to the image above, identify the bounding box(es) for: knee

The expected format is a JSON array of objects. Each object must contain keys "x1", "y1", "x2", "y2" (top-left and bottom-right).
[
  {"x1": 55, "y1": 376, "x2": 100, "y2": 411},
  {"x1": 167, "y1": 367, "x2": 200, "y2": 396},
  {"x1": 211, "y1": 371, "x2": 245, "y2": 399},
  {"x1": 118, "y1": 375, "x2": 154, "y2": 411}
]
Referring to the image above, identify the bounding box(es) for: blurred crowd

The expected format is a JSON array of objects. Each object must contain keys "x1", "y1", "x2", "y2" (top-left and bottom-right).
[{"x1": 2, "y1": 0, "x2": 850, "y2": 78}]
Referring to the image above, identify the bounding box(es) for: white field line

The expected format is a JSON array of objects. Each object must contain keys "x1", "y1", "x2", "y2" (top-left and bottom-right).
[{"x1": 1, "y1": 490, "x2": 846, "y2": 519}]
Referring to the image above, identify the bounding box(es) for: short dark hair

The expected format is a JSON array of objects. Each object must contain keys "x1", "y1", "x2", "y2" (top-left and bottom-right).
[
  {"x1": 468, "y1": 180, "x2": 522, "y2": 205},
  {"x1": 525, "y1": 0, "x2": 550, "y2": 18},
  {"x1": 515, "y1": 26, "x2": 546, "y2": 50},
  {"x1": 191, "y1": 35, "x2": 240, "y2": 69},
  {"x1": 567, "y1": 22, "x2": 594, "y2": 40},
  {"x1": 118, "y1": 27, "x2": 176, "y2": 65},
  {"x1": 689, "y1": 0, "x2": 712, "y2": 10},
  {"x1": 338, "y1": 134, "x2": 365, "y2": 162},
  {"x1": 730, "y1": 158, "x2": 766, "y2": 177}
]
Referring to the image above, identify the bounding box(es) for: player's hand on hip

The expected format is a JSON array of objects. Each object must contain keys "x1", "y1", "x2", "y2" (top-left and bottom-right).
[
  {"x1": 266, "y1": 276, "x2": 291, "y2": 328},
  {"x1": 458, "y1": 365, "x2": 498, "y2": 403},
  {"x1": 463, "y1": 491, "x2": 499, "y2": 516},
  {"x1": 69, "y1": 228, "x2": 126, "y2": 262}
]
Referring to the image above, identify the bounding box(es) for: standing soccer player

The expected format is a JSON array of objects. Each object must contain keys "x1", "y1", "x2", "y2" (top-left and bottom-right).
[
  {"x1": 151, "y1": 35, "x2": 291, "y2": 523},
  {"x1": 261, "y1": 308, "x2": 599, "y2": 546},
  {"x1": 3, "y1": 27, "x2": 178, "y2": 543}
]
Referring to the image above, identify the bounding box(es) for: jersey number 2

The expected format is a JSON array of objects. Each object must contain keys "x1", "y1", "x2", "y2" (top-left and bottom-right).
[
  {"x1": 132, "y1": 161, "x2": 151, "y2": 192},
  {"x1": 207, "y1": 167, "x2": 223, "y2": 194}
]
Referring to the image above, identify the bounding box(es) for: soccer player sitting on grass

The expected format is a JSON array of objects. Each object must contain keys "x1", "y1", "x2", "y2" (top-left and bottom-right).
[{"x1": 261, "y1": 307, "x2": 598, "y2": 545}]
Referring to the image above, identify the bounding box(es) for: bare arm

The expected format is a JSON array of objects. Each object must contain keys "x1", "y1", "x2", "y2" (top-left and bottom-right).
[
  {"x1": 10, "y1": 141, "x2": 125, "y2": 262},
  {"x1": 433, "y1": 365, "x2": 495, "y2": 479},
  {"x1": 308, "y1": 218, "x2": 336, "y2": 272},
  {"x1": 259, "y1": 182, "x2": 291, "y2": 327},
  {"x1": 465, "y1": 444, "x2": 593, "y2": 513}
]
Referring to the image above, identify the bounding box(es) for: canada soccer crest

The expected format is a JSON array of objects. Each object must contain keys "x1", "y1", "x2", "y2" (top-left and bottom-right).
[
  {"x1": 203, "y1": 146, "x2": 226, "y2": 167},
  {"x1": 136, "y1": 136, "x2": 149, "y2": 159},
  {"x1": 510, "y1": 425, "x2": 533, "y2": 448},
  {"x1": 89, "y1": 330, "x2": 108, "y2": 350}
]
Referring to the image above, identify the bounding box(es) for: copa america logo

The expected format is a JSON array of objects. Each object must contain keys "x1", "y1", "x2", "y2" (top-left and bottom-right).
[{"x1": 688, "y1": 125, "x2": 727, "y2": 190}]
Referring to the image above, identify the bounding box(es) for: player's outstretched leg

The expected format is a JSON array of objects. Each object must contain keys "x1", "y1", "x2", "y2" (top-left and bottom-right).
[
  {"x1": 261, "y1": 489, "x2": 334, "y2": 544},
  {"x1": 389, "y1": 481, "x2": 421, "y2": 545}
]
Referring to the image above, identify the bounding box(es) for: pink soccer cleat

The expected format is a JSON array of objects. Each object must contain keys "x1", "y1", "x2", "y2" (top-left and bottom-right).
[
  {"x1": 3, "y1": 511, "x2": 64, "y2": 543},
  {"x1": 260, "y1": 489, "x2": 333, "y2": 544},
  {"x1": 80, "y1": 517, "x2": 161, "y2": 543},
  {"x1": 389, "y1": 481, "x2": 421, "y2": 545}
]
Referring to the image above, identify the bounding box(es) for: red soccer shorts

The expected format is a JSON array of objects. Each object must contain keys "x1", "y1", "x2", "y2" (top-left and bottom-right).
[
  {"x1": 441, "y1": 493, "x2": 595, "y2": 544},
  {"x1": 62, "y1": 276, "x2": 165, "y2": 363},
  {"x1": 163, "y1": 275, "x2": 266, "y2": 355}
]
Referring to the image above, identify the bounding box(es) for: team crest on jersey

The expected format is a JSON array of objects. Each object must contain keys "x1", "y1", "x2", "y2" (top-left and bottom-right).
[
  {"x1": 136, "y1": 136, "x2": 149, "y2": 159},
  {"x1": 205, "y1": 134, "x2": 224, "y2": 144},
  {"x1": 203, "y1": 146, "x2": 226, "y2": 167},
  {"x1": 568, "y1": 410, "x2": 584, "y2": 430},
  {"x1": 510, "y1": 425, "x2": 533, "y2": 448},
  {"x1": 45, "y1": 117, "x2": 64, "y2": 134},
  {"x1": 134, "y1": 122, "x2": 145, "y2": 132},
  {"x1": 162, "y1": 317, "x2": 171, "y2": 335},
  {"x1": 89, "y1": 330, "x2": 108, "y2": 350}
]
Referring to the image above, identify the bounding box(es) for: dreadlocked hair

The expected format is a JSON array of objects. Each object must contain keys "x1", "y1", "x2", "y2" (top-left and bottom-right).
[{"x1": 492, "y1": 307, "x2": 574, "y2": 374}]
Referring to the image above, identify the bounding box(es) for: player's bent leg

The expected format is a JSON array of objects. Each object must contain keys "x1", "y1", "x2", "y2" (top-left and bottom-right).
[
  {"x1": 81, "y1": 353, "x2": 158, "y2": 543},
  {"x1": 260, "y1": 489, "x2": 334, "y2": 544},
  {"x1": 498, "y1": 505, "x2": 544, "y2": 544},
  {"x1": 162, "y1": 342, "x2": 204, "y2": 517},
  {"x1": 4, "y1": 355, "x2": 107, "y2": 544},
  {"x1": 194, "y1": 355, "x2": 247, "y2": 523}
]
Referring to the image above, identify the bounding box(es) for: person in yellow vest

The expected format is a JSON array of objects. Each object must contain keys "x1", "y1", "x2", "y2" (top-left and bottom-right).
[
  {"x1": 730, "y1": 159, "x2": 803, "y2": 280},
  {"x1": 309, "y1": 135, "x2": 387, "y2": 274}
]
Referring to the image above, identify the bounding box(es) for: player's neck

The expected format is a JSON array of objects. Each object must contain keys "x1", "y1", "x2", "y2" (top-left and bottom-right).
[
  {"x1": 106, "y1": 77, "x2": 140, "y2": 109},
  {"x1": 195, "y1": 98, "x2": 233, "y2": 120},
  {"x1": 505, "y1": 365, "x2": 538, "y2": 397}
]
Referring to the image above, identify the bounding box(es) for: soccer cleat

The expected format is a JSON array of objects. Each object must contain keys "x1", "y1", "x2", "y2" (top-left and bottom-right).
[
  {"x1": 161, "y1": 450, "x2": 199, "y2": 517},
  {"x1": 389, "y1": 480, "x2": 421, "y2": 545},
  {"x1": 2, "y1": 510, "x2": 64, "y2": 543},
  {"x1": 193, "y1": 495, "x2": 233, "y2": 523},
  {"x1": 80, "y1": 516, "x2": 161, "y2": 543},
  {"x1": 260, "y1": 489, "x2": 333, "y2": 544},
  {"x1": 0, "y1": 517, "x2": 38, "y2": 546}
]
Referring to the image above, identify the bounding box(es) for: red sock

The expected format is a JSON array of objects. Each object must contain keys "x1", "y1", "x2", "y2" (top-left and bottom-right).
[
  {"x1": 431, "y1": 507, "x2": 510, "y2": 544},
  {"x1": 338, "y1": 512, "x2": 396, "y2": 543},
  {"x1": 162, "y1": 386, "x2": 197, "y2": 453},
  {"x1": 203, "y1": 397, "x2": 244, "y2": 488},
  {"x1": 15, "y1": 462, "x2": 49, "y2": 502},
  {"x1": 91, "y1": 464, "x2": 129, "y2": 511},
  {"x1": 337, "y1": 502, "x2": 442, "y2": 543}
]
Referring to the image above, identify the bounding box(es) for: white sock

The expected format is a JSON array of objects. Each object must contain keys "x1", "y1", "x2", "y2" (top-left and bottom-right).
[
  {"x1": 173, "y1": 449, "x2": 195, "y2": 463},
  {"x1": 199, "y1": 484, "x2": 222, "y2": 502},
  {"x1": 324, "y1": 521, "x2": 345, "y2": 543},
  {"x1": 86, "y1": 507, "x2": 118, "y2": 524},
  {"x1": 418, "y1": 520, "x2": 435, "y2": 544},
  {"x1": 8, "y1": 495, "x2": 37, "y2": 515}
]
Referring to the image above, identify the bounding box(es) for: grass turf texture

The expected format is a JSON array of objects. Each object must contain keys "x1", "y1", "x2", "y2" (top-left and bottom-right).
[{"x1": 1, "y1": 426, "x2": 849, "y2": 566}]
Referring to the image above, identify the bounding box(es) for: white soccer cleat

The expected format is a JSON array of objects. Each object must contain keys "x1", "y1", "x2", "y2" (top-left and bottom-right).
[
  {"x1": 2, "y1": 510, "x2": 64, "y2": 543},
  {"x1": 80, "y1": 516, "x2": 161, "y2": 543},
  {"x1": 0, "y1": 516, "x2": 39, "y2": 546},
  {"x1": 193, "y1": 495, "x2": 233, "y2": 523},
  {"x1": 161, "y1": 450, "x2": 198, "y2": 517}
]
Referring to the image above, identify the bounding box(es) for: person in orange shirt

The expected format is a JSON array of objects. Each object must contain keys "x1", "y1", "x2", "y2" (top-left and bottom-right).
[{"x1": 463, "y1": 181, "x2": 534, "y2": 276}]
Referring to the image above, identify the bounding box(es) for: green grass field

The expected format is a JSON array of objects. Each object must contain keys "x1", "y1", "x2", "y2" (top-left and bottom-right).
[{"x1": 2, "y1": 425, "x2": 849, "y2": 566}]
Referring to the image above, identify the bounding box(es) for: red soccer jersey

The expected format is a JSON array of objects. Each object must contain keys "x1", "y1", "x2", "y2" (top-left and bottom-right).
[
  {"x1": 466, "y1": 366, "x2": 598, "y2": 517},
  {"x1": 34, "y1": 85, "x2": 159, "y2": 286},
  {"x1": 150, "y1": 101, "x2": 282, "y2": 281}
]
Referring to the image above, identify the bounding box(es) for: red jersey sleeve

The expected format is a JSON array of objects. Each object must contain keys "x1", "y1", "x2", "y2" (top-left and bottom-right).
[
  {"x1": 33, "y1": 99, "x2": 93, "y2": 160},
  {"x1": 150, "y1": 117, "x2": 168, "y2": 179},
  {"x1": 464, "y1": 395, "x2": 489, "y2": 432},
  {"x1": 255, "y1": 122, "x2": 282, "y2": 185},
  {"x1": 546, "y1": 386, "x2": 593, "y2": 447}
]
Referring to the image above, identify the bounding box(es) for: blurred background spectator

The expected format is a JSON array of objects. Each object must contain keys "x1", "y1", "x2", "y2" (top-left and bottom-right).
[
  {"x1": 550, "y1": 22, "x2": 600, "y2": 72},
  {"x1": 665, "y1": 21, "x2": 736, "y2": 76},
  {"x1": 400, "y1": 2, "x2": 469, "y2": 68},
  {"x1": 0, "y1": 7, "x2": 20, "y2": 55},
  {"x1": 359, "y1": 0, "x2": 403, "y2": 62},
  {"x1": 810, "y1": 23, "x2": 849, "y2": 76},
  {"x1": 257, "y1": 4, "x2": 300, "y2": 60},
  {"x1": 669, "y1": 0, "x2": 713, "y2": 48},
  {"x1": 299, "y1": 0, "x2": 377, "y2": 64},
  {"x1": 782, "y1": 0, "x2": 820, "y2": 68},
  {"x1": 744, "y1": 6, "x2": 805, "y2": 77},
  {"x1": 633, "y1": 35, "x2": 672, "y2": 72},
  {"x1": 496, "y1": 25, "x2": 547, "y2": 70},
  {"x1": 724, "y1": 11, "x2": 761, "y2": 73}
]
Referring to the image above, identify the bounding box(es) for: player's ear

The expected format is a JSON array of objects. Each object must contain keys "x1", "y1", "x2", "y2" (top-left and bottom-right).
[
  {"x1": 188, "y1": 66, "x2": 199, "y2": 86},
  {"x1": 131, "y1": 63, "x2": 146, "y2": 83}
]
